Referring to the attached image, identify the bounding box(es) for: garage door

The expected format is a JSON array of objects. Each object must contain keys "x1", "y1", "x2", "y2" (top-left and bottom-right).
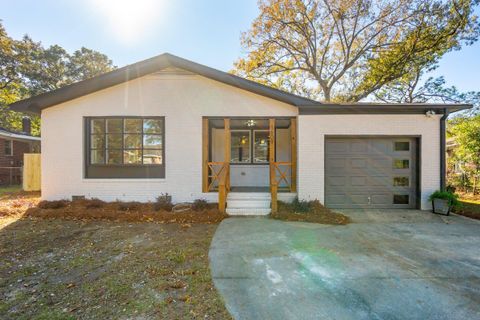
[{"x1": 325, "y1": 137, "x2": 417, "y2": 209}]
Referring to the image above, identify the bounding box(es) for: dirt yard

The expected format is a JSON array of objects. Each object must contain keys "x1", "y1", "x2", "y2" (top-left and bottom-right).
[
  {"x1": 0, "y1": 190, "x2": 231, "y2": 319},
  {"x1": 270, "y1": 200, "x2": 350, "y2": 225}
]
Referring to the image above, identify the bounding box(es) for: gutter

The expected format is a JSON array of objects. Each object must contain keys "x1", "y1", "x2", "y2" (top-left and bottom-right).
[
  {"x1": 440, "y1": 109, "x2": 449, "y2": 191},
  {"x1": 0, "y1": 132, "x2": 41, "y2": 141}
]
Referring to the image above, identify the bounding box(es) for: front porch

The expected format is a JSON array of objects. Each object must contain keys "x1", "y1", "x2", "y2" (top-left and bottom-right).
[{"x1": 202, "y1": 117, "x2": 297, "y2": 214}]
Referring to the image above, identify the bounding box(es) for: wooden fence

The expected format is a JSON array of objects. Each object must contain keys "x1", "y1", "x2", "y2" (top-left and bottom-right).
[{"x1": 23, "y1": 154, "x2": 41, "y2": 191}]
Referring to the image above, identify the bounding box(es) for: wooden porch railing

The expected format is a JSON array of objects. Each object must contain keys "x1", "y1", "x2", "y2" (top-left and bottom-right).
[
  {"x1": 270, "y1": 161, "x2": 292, "y2": 213},
  {"x1": 207, "y1": 161, "x2": 230, "y2": 212}
]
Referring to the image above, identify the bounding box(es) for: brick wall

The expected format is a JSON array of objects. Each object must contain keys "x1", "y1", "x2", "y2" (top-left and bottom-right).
[
  {"x1": 0, "y1": 138, "x2": 31, "y2": 185},
  {"x1": 40, "y1": 73, "x2": 443, "y2": 207},
  {"x1": 41, "y1": 74, "x2": 298, "y2": 202},
  {"x1": 297, "y1": 114, "x2": 441, "y2": 210}
]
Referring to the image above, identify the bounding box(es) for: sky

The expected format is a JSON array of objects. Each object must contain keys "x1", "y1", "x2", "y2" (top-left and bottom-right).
[{"x1": 1, "y1": 0, "x2": 479, "y2": 92}]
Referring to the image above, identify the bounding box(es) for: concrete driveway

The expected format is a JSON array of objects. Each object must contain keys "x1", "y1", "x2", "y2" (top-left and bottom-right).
[{"x1": 209, "y1": 210, "x2": 480, "y2": 320}]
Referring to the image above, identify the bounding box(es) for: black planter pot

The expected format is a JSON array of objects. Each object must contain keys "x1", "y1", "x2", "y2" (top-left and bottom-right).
[{"x1": 432, "y1": 198, "x2": 451, "y2": 216}]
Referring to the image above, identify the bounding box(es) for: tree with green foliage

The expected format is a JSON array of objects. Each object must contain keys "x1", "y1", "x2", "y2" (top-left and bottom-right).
[
  {"x1": 375, "y1": 69, "x2": 480, "y2": 114},
  {"x1": 0, "y1": 21, "x2": 116, "y2": 136},
  {"x1": 448, "y1": 115, "x2": 480, "y2": 194},
  {"x1": 234, "y1": 0, "x2": 480, "y2": 102}
]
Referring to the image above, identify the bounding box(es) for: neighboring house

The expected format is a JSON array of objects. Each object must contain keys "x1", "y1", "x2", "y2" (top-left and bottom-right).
[
  {"x1": 0, "y1": 118, "x2": 41, "y2": 185},
  {"x1": 10, "y1": 53, "x2": 470, "y2": 213},
  {"x1": 446, "y1": 138, "x2": 463, "y2": 174}
]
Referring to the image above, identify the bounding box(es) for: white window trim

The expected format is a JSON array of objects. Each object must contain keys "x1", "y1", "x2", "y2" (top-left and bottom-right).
[{"x1": 4, "y1": 140, "x2": 13, "y2": 156}]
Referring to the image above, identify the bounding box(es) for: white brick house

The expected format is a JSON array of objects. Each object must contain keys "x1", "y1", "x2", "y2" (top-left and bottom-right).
[{"x1": 11, "y1": 53, "x2": 470, "y2": 213}]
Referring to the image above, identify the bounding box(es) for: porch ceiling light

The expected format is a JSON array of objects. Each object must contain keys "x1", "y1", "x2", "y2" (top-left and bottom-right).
[{"x1": 245, "y1": 119, "x2": 256, "y2": 127}]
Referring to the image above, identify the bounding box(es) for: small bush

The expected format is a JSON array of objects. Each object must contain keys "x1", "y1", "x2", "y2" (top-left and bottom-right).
[
  {"x1": 38, "y1": 200, "x2": 69, "y2": 209},
  {"x1": 154, "y1": 193, "x2": 173, "y2": 211},
  {"x1": 192, "y1": 199, "x2": 209, "y2": 211},
  {"x1": 290, "y1": 197, "x2": 312, "y2": 213},
  {"x1": 83, "y1": 198, "x2": 106, "y2": 209},
  {"x1": 428, "y1": 190, "x2": 460, "y2": 206},
  {"x1": 117, "y1": 201, "x2": 141, "y2": 211}
]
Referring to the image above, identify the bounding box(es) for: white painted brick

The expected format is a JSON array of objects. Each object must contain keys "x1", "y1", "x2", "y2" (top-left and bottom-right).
[
  {"x1": 41, "y1": 73, "x2": 442, "y2": 210},
  {"x1": 297, "y1": 114, "x2": 441, "y2": 210},
  {"x1": 41, "y1": 74, "x2": 297, "y2": 203}
]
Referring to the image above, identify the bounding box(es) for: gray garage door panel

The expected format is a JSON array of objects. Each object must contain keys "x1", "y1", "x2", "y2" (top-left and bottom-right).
[{"x1": 325, "y1": 138, "x2": 417, "y2": 209}]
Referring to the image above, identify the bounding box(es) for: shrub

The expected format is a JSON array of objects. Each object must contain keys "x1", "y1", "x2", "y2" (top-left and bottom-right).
[
  {"x1": 38, "y1": 200, "x2": 69, "y2": 209},
  {"x1": 83, "y1": 198, "x2": 106, "y2": 209},
  {"x1": 290, "y1": 197, "x2": 312, "y2": 213},
  {"x1": 428, "y1": 190, "x2": 460, "y2": 207},
  {"x1": 154, "y1": 193, "x2": 173, "y2": 211},
  {"x1": 192, "y1": 199, "x2": 209, "y2": 211},
  {"x1": 117, "y1": 201, "x2": 141, "y2": 211}
]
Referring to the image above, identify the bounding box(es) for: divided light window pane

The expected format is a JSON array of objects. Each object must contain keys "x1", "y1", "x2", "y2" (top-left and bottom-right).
[
  {"x1": 107, "y1": 134, "x2": 123, "y2": 149},
  {"x1": 91, "y1": 119, "x2": 105, "y2": 134},
  {"x1": 394, "y1": 141, "x2": 410, "y2": 151},
  {"x1": 91, "y1": 149, "x2": 104, "y2": 164},
  {"x1": 394, "y1": 159, "x2": 409, "y2": 169},
  {"x1": 143, "y1": 149, "x2": 163, "y2": 164},
  {"x1": 144, "y1": 119, "x2": 163, "y2": 134},
  {"x1": 89, "y1": 117, "x2": 164, "y2": 166},
  {"x1": 393, "y1": 177, "x2": 409, "y2": 187},
  {"x1": 143, "y1": 135, "x2": 162, "y2": 149},
  {"x1": 124, "y1": 119, "x2": 142, "y2": 133},
  {"x1": 124, "y1": 150, "x2": 142, "y2": 164},
  {"x1": 107, "y1": 150, "x2": 122, "y2": 164},
  {"x1": 254, "y1": 131, "x2": 269, "y2": 163},
  {"x1": 393, "y1": 194, "x2": 409, "y2": 204},
  {"x1": 107, "y1": 119, "x2": 122, "y2": 133},
  {"x1": 124, "y1": 134, "x2": 142, "y2": 149},
  {"x1": 231, "y1": 131, "x2": 250, "y2": 163}
]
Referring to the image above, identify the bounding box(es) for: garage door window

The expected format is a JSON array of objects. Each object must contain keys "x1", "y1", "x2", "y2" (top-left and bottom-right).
[
  {"x1": 394, "y1": 141, "x2": 410, "y2": 151},
  {"x1": 393, "y1": 194, "x2": 409, "y2": 204},
  {"x1": 393, "y1": 177, "x2": 409, "y2": 187},
  {"x1": 394, "y1": 159, "x2": 409, "y2": 169}
]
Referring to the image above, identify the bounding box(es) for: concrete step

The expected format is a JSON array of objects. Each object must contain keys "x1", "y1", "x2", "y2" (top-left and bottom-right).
[
  {"x1": 227, "y1": 192, "x2": 271, "y2": 200},
  {"x1": 227, "y1": 199, "x2": 271, "y2": 209},
  {"x1": 226, "y1": 208, "x2": 271, "y2": 216}
]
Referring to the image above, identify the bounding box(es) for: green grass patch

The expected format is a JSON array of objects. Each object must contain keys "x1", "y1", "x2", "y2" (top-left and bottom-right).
[
  {"x1": 454, "y1": 199, "x2": 480, "y2": 220},
  {"x1": 0, "y1": 185, "x2": 22, "y2": 195}
]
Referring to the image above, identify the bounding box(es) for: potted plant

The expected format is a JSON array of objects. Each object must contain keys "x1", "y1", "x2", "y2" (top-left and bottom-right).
[{"x1": 428, "y1": 190, "x2": 459, "y2": 215}]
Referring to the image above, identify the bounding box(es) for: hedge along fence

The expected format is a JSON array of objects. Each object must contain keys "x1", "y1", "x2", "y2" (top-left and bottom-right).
[{"x1": 23, "y1": 154, "x2": 41, "y2": 191}]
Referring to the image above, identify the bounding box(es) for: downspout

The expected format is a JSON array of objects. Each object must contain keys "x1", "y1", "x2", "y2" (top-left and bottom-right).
[{"x1": 440, "y1": 108, "x2": 449, "y2": 191}]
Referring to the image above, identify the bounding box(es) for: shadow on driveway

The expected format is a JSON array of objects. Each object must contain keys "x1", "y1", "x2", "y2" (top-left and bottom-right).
[{"x1": 209, "y1": 210, "x2": 480, "y2": 320}]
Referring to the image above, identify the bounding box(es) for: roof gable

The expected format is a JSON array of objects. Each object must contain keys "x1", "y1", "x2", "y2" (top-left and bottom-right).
[
  {"x1": 8, "y1": 52, "x2": 472, "y2": 115},
  {"x1": 9, "y1": 53, "x2": 322, "y2": 114}
]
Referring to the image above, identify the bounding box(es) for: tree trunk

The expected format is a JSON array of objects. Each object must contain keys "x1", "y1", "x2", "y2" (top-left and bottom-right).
[{"x1": 473, "y1": 174, "x2": 478, "y2": 195}]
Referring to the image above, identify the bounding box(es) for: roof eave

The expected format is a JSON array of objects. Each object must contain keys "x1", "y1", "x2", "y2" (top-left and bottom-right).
[
  {"x1": 298, "y1": 103, "x2": 473, "y2": 115},
  {"x1": 9, "y1": 53, "x2": 321, "y2": 114}
]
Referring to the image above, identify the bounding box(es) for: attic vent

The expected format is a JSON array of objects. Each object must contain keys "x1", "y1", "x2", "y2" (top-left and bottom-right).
[{"x1": 151, "y1": 68, "x2": 195, "y2": 76}]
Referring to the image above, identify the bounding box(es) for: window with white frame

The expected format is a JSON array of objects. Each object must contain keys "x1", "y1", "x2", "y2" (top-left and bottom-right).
[{"x1": 4, "y1": 140, "x2": 12, "y2": 156}]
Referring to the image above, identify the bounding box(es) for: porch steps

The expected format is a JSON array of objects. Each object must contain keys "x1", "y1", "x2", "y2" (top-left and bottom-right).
[{"x1": 226, "y1": 192, "x2": 271, "y2": 216}]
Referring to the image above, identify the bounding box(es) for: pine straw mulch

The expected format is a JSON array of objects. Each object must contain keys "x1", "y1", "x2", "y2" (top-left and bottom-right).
[
  {"x1": 0, "y1": 191, "x2": 40, "y2": 218},
  {"x1": 24, "y1": 199, "x2": 228, "y2": 224},
  {"x1": 270, "y1": 200, "x2": 351, "y2": 225}
]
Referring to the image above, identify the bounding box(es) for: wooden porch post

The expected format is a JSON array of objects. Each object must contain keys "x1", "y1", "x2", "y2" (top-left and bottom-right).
[
  {"x1": 290, "y1": 118, "x2": 297, "y2": 192},
  {"x1": 269, "y1": 118, "x2": 277, "y2": 213},
  {"x1": 224, "y1": 119, "x2": 230, "y2": 165},
  {"x1": 202, "y1": 118, "x2": 209, "y2": 193},
  {"x1": 218, "y1": 118, "x2": 231, "y2": 213},
  {"x1": 224, "y1": 119, "x2": 231, "y2": 191},
  {"x1": 269, "y1": 118, "x2": 276, "y2": 183}
]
